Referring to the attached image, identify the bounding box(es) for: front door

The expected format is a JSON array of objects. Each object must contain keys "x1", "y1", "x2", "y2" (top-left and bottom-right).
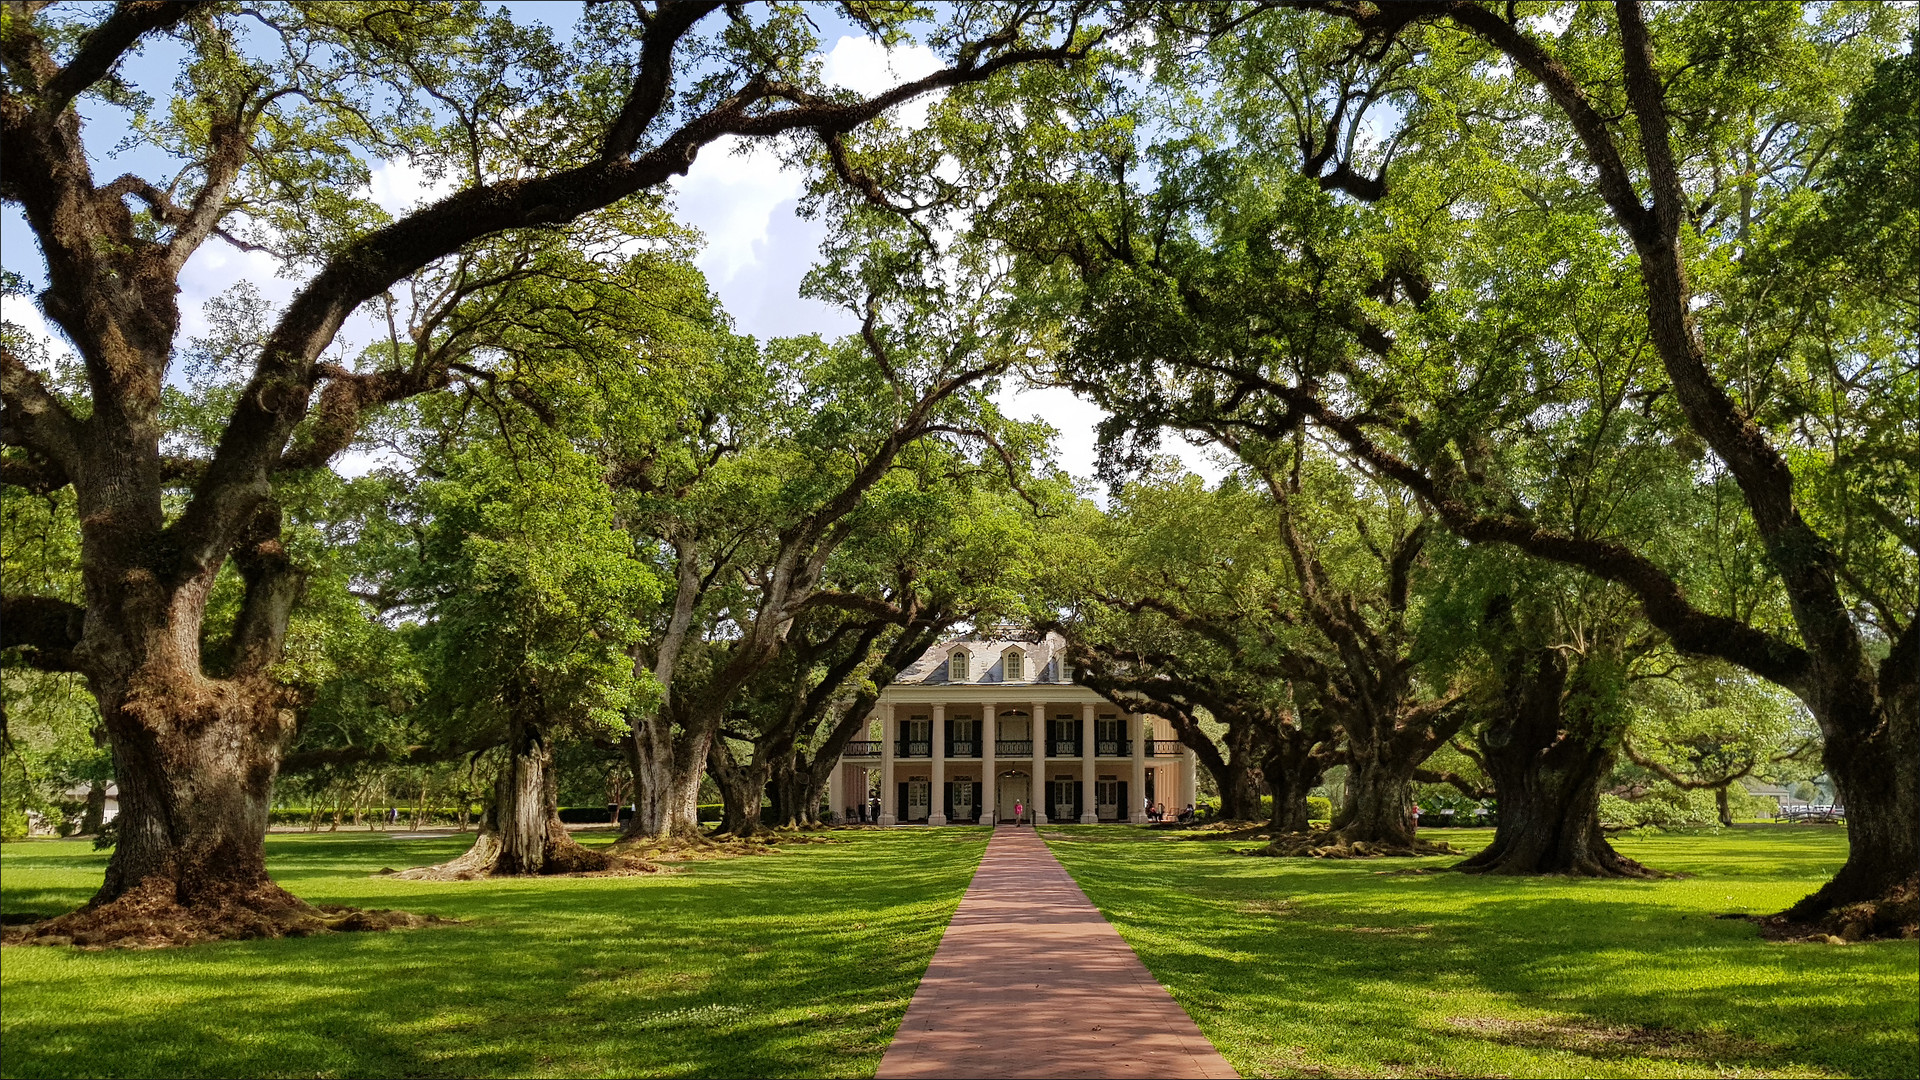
[
  {"x1": 1052, "y1": 779, "x2": 1075, "y2": 821},
  {"x1": 952, "y1": 781, "x2": 974, "y2": 821},
  {"x1": 907, "y1": 780, "x2": 931, "y2": 821},
  {"x1": 997, "y1": 774, "x2": 1029, "y2": 821},
  {"x1": 1096, "y1": 779, "x2": 1120, "y2": 820}
]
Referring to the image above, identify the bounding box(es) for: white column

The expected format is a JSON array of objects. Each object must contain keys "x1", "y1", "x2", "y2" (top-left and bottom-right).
[
  {"x1": 1079, "y1": 703, "x2": 1098, "y2": 822},
  {"x1": 1130, "y1": 712, "x2": 1148, "y2": 823},
  {"x1": 929, "y1": 703, "x2": 948, "y2": 825},
  {"x1": 980, "y1": 702, "x2": 997, "y2": 825},
  {"x1": 1181, "y1": 745, "x2": 1198, "y2": 812},
  {"x1": 879, "y1": 703, "x2": 897, "y2": 826},
  {"x1": 829, "y1": 760, "x2": 844, "y2": 825},
  {"x1": 1031, "y1": 701, "x2": 1048, "y2": 825}
]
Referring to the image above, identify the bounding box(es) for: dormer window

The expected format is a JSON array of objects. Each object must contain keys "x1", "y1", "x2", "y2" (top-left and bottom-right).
[
  {"x1": 949, "y1": 650, "x2": 969, "y2": 682},
  {"x1": 1002, "y1": 648, "x2": 1024, "y2": 681}
]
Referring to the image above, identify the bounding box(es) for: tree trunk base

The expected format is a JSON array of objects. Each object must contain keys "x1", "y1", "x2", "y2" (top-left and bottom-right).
[
  {"x1": 1252, "y1": 829, "x2": 1461, "y2": 858},
  {"x1": 1454, "y1": 845, "x2": 1660, "y2": 878},
  {"x1": 1758, "y1": 873, "x2": 1918, "y2": 943},
  {"x1": 0, "y1": 875, "x2": 444, "y2": 949},
  {"x1": 396, "y1": 829, "x2": 659, "y2": 880}
]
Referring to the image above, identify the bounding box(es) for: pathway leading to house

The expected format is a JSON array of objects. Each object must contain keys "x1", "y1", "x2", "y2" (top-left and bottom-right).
[{"x1": 877, "y1": 827, "x2": 1238, "y2": 1079}]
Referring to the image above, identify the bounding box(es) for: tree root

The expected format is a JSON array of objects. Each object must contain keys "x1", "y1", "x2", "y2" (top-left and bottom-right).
[
  {"x1": 1246, "y1": 829, "x2": 1461, "y2": 858},
  {"x1": 1455, "y1": 849, "x2": 1664, "y2": 878},
  {"x1": 1755, "y1": 874, "x2": 1919, "y2": 943},
  {"x1": 1175, "y1": 820, "x2": 1271, "y2": 841},
  {"x1": 394, "y1": 830, "x2": 663, "y2": 880},
  {"x1": 0, "y1": 875, "x2": 451, "y2": 949}
]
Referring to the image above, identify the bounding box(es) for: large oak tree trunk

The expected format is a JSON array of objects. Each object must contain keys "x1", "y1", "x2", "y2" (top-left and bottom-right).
[
  {"x1": 1788, "y1": 666, "x2": 1919, "y2": 928},
  {"x1": 401, "y1": 709, "x2": 617, "y2": 879},
  {"x1": 1213, "y1": 757, "x2": 1264, "y2": 822},
  {"x1": 709, "y1": 736, "x2": 772, "y2": 837},
  {"x1": 1334, "y1": 753, "x2": 1419, "y2": 847},
  {"x1": 765, "y1": 757, "x2": 825, "y2": 828},
  {"x1": 1457, "y1": 650, "x2": 1651, "y2": 878},
  {"x1": 7, "y1": 597, "x2": 405, "y2": 945},
  {"x1": 619, "y1": 713, "x2": 707, "y2": 843},
  {"x1": 1262, "y1": 734, "x2": 1326, "y2": 835}
]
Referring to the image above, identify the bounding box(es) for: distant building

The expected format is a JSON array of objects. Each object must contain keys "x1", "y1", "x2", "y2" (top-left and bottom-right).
[{"x1": 827, "y1": 629, "x2": 1197, "y2": 825}]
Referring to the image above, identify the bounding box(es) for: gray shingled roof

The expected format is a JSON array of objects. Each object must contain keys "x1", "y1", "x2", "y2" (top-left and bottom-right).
[{"x1": 894, "y1": 630, "x2": 1071, "y2": 686}]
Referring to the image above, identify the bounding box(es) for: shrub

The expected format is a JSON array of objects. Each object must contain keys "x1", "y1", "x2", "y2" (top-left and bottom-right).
[
  {"x1": 1599, "y1": 787, "x2": 1721, "y2": 829},
  {"x1": 1307, "y1": 795, "x2": 1333, "y2": 823}
]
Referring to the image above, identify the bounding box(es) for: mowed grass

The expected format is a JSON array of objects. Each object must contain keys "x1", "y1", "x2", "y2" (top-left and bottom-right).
[
  {"x1": 1042, "y1": 825, "x2": 1918, "y2": 1079},
  {"x1": 0, "y1": 827, "x2": 990, "y2": 1079}
]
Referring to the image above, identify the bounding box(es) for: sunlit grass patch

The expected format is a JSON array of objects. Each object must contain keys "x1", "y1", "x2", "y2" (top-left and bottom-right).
[
  {"x1": 1044, "y1": 825, "x2": 1916, "y2": 1079},
  {"x1": 0, "y1": 827, "x2": 990, "y2": 1079}
]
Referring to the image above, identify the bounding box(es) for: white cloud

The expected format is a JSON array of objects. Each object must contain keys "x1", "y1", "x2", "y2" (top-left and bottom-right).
[
  {"x1": 672, "y1": 136, "x2": 808, "y2": 289},
  {"x1": 821, "y1": 35, "x2": 945, "y2": 129},
  {"x1": 365, "y1": 158, "x2": 462, "y2": 216},
  {"x1": 0, "y1": 293, "x2": 78, "y2": 371},
  {"x1": 994, "y1": 383, "x2": 1229, "y2": 499}
]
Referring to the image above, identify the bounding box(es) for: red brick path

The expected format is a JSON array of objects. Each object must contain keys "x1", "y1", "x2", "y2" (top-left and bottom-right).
[{"x1": 876, "y1": 827, "x2": 1238, "y2": 1079}]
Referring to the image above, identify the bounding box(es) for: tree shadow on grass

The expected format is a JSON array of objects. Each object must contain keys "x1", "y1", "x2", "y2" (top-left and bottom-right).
[{"x1": 0, "y1": 830, "x2": 988, "y2": 1079}]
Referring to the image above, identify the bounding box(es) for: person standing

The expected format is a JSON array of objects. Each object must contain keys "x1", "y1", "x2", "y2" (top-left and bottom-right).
[{"x1": 1014, "y1": 799, "x2": 1024, "y2": 827}]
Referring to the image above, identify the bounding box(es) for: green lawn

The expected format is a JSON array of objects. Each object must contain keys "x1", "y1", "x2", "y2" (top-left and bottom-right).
[
  {"x1": 1041, "y1": 825, "x2": 1918, "y2": 1079},
  {"x1": 0, "y1": 828, "x2": 990, "y2": 1079}
]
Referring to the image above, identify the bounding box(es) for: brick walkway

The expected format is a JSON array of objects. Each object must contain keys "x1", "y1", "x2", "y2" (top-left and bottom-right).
[{"x1": 876, "y1": 827, "x2": 1238, "y2": 1079}]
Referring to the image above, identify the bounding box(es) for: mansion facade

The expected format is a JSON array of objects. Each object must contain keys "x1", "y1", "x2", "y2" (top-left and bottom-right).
[{"x1": 827, "y1": 630, "x2": 1197, "y2": 825}]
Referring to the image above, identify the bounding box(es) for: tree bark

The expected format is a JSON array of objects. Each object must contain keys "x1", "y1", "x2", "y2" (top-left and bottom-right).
[
  {"x1": 400, "y1": 706, "x2": 616, "y2": 879},
  {"x1": 1334, "y1": 752, "x2": 1418, "y2": 847},
  {"x1": 621, "y1": 711, "x2": 707, "y2": 842},
  {"x1": 1262, "y1": 722, "x2": 1330, "y2": 835},
  {"x1": 1789, "y1": 643, "x2": 1920, "y2": 921},
  {"x1": 708, "y1": 735, "x2": 772, "y2": 837},
  {"x1": 1456, "y1": 650, "x2": 1651, "y2": 877}
]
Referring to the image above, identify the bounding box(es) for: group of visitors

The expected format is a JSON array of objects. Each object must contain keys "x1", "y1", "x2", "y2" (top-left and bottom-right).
[
  {"x1": 1145, "y1": 799, "x2": 1195, "y2": 824},
  {"x1": 844, "y1": 797, "x2": 885, "y2": 824}
]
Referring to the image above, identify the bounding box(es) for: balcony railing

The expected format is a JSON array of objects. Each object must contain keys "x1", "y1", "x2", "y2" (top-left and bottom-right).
[
  {"x1": 946, "y1": 740, "x2": 978, "y2": 758},
  {"x1": 1146, "y1": 739, "x2": 1184, "y2": 756},
  {"x1": 1050, "y1": 740, "x2": 1080, "y2": 757},
  {"x1": 843, "y1": 740, "x2": 881, "y2": 758},
  {"x1": 1095, "y1": 739, "x2": 1131, "y2": 757},
  {"x1": 897, "y1": 740, "x2": 931, "y2": 758},
  {"x1": 996, "y1": 739, "x2": 1032, "y2": 756}
]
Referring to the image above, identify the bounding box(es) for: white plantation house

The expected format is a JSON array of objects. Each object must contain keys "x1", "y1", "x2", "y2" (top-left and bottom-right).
[{"x1": 827, "y1": 630, "x2": 1198, "y2": 825}]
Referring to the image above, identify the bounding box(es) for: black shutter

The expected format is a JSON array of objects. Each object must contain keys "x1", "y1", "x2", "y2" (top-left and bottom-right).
[
  {"x1": 1117, "y1": 781, "x2": 1129, "y2": 823},
  {"x1": 1073, "y1": 780, "x2": 1084, "y2": 820},
  {"x1": 898, "y1": 782, "x2": 908, "y2": 821},
  {"x1": 971, "y1": 782, "x2": 983, "y2": 822},
  {"x1": 943, "y1": 716, "x2": 952, "y2": 757},
  {"x1": 943, "y1": 782, "x2": 954, "y2": 821}
]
